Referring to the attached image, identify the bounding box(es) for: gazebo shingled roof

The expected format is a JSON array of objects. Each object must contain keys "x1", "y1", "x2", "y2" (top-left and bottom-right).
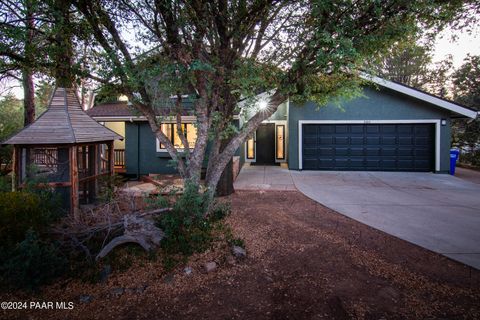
[{"x1": 4, "y1": 87, "x2": 123, "y2": 145}]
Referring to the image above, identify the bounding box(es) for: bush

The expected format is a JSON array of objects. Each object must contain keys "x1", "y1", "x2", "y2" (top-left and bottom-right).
[
  {"x1": 0, "y1": 230, "x2": 66, "y2": 290},
  {"x1": 0, "y1": 188, "x2": 63, "y2": 290},
  {"x1": 0, "y1": 175, "x2": 10, "y2": 193},
  {"x1": 0, "y1": 191, "x2": 60, "y2": 246},
  {"x1": 460, "y1": 151, "x2": 480, "y2": 168},
  {"x1": 154, "y1": 182, "x2": 231, "y2": 258}
]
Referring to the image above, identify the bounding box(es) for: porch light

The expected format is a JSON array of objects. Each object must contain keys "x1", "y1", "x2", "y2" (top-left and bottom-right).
[
  {"x1": 441, "y1": 119, "x2": 447, "y2": 126},
  {"x1": 258, "y1": 101, "x2": 268, "y2": 110}
]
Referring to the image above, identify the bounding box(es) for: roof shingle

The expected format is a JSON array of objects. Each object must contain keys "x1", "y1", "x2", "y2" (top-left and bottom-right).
[{"x1": 4, "y1": 87, "x2": 123, "y2": 145}]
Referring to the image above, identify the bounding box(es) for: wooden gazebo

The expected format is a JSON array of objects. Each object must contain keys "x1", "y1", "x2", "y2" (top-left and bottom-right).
[{"x1": 4, "y1": 87, "x2": 123, "y2": 214}]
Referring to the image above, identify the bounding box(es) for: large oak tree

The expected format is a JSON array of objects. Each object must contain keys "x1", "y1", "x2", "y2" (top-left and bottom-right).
[{"x1": 68, "y1": 0, "x2": 472, "y2": 195}]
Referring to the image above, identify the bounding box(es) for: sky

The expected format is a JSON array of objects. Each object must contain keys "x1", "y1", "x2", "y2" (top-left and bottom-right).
[
  {"x1": 2, "y1": 24, "x2": 480, "y2": 100},
  {"x1": 432, "y1": 25, "x2": 480, "y2": 67}
]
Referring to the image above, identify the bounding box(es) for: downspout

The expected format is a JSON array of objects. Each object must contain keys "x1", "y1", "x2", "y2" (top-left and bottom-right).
[{"x1": 136, "y1": 122, "x2": 140, "y2": 179}]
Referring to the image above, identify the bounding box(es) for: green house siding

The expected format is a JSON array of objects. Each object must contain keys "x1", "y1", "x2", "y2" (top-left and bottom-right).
[
  {"x1": 126, "y1": 122, "x2": 178, "y2": 176},
  {"x1": 288, "y1": 87, "x2": 452, "y2": 172},
  {"x1": 125, "y1": 120, "x2": 244, "y2": 176}
]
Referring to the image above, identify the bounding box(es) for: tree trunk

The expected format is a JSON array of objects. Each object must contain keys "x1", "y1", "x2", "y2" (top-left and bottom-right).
[
  {"x1": 22, "y1": 0, "x2": 35, "y2": 126},
  {"x1": 52, "y1": 0, "x2": 74, "y2": 88},
  {"x1": 205, "y1": 91, "x2": 287, "y2": 194},
  {"x1": 216, "y1": 158, "x2": 233, "y2": 196},
  {"x1": 22, "y1": 70, "x2": 35, "y2": 126}
]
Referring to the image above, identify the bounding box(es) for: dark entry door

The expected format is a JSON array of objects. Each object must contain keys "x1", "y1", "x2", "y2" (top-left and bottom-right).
[
  {"x1": 302, "y1": 123, "x2": 435, "y2": 171},
  {"x1": 256, "y1": 123, "x2": 276, "y2": 165}
]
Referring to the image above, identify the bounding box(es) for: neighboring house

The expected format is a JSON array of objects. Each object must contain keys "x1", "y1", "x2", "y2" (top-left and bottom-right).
[{"x1": 87, "y1": 75, "x2": 478, "y2": 177}]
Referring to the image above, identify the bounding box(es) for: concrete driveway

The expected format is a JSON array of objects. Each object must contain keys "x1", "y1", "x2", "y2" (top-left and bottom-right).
[{"x1": 291, "y1": 171, "x2": 480, "y2": 269}]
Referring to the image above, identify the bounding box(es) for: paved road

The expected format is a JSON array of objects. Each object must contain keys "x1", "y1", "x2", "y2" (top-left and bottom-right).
[{"x1": 291, "y1": 171, "x2": 480, "y2": 269}]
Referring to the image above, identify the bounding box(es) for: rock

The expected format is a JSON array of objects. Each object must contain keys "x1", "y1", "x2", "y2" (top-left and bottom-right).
[
  {"x1": 163, "y1": 274, "x2": 174, "y2": 284},
  {"x1": 232, "y1": 246, "x2": 246, "y2": 259},
  {"x1": 110, "y1": 287, "x2": 125, "y2": 297},
  {"x1": 79, "y1": 294, "x2": 93, "y2": 304},
  {"x1": 136, "y1": 284, "x2": 148, "y2": 293},
  {"x1": 204, "y1": 261, "x2": 217, "y2": 273},
  {"x1": 184, "y1": 266, "x2": 193, "y2": 275},
  {"x1": 99, "y1": 265, "x2": 111, "y2": 283},
  {"x1": 125, "y1": 284, "x2": 148, "y2": 294},
  {"x1": 226, "y1": 255, "x2": 236, "y2": 265}
]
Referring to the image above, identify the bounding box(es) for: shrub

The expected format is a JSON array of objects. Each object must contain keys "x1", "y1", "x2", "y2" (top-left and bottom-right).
[
  {"x1": 460, "y1": 151, "x2": 480, "y2": 168},
  {"x1": 0, "y1": 187, "x2": 63, "y2": 290},
  {"x1": 0, "y1": 175, "x2": 10, "y2": 193},
  {"x1": 154, "y1": 182, "x2": 232, "y2": 258},
  {"x1": 0, "y1": 191, "x2": 61, "y2": 246},
  {"x1": 0, "y1": 230, "x2": 66, "y2": 290}
]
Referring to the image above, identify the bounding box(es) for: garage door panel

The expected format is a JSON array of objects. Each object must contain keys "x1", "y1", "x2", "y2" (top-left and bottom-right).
[
  {"x1": 366, "y1": 125, "x2": 380, "y2": 133},
  {"x1": 350, "y1": 148, "x2": 364, "y2": 156},
  {"x1": 398, "y1": 148, "x2": 414, "y2": 156},
  {"x1": 382, "y1": 125, "x2": 396, "y2": 133},
  {"x1": 398, "y1": 160, "x2": 414, "y2": 169},
  {"x1": 366, "y1": 148, "x2": 380, "y2": 156},
  {"x1": 304, "y1": 135, "x2": 318, "y2": 144},
  {"x1": 366, "y1": 137, "x2": 380, "y2": 145},
  {"x1": 415, "y1": 137, "x2": 429, "y2": 145},
  {"x1": 415, "y1": 160, "x2": 430, "y2": 169},
  {"x1": 335, "y1": 158, "x2": 349, "y2": 167},
  {"x1": 415, "y1": 149, "x2": 430, "y2": 157},
  {"x1": 366, "y1": 159, "x2": 380, "y2": 167},
  {"x1": 381, "y1": 160, "x2": 396, "y2": 169},
  {"x1": 382, "y1": 137, "x2": 396, "y2": 145},
  {"x1": 381, "y1": 148, "x2": 396, "y2": 156},
  {"x1": 351, "y1": 137, "x2": 364, "y2": 145},
  {"x1": 303, "y1": 147, "x2": 317, "y2": 155},
  {"x1": 398, "y1": 137, "x2": 413, "y2": 145},
  {"x1": 335, "y1": 137, "x2": 349, "y2": 144},
  {"x1": 335, "y1": 125, "x2": 348, "y2": 133},
  {"x1": 319, "y1": 148, "x2": 334, "y2": 156},
  {"x1": 318, "y1": 159, "x2": 334, "y2": 168},
  {"x1": 304, "y1": 125, "x2": 318, "y2": 134},
  {"x1": 319, "y1": 136, "x2": 333, "y2": 144},
  {"x1": 350, "y1": 159, "x2": 364, "y2": 167},
  {"x1": 350, "y1": 125, "x2": 364, "y2": 133},
  {"x1": 302, "y1": 123, "x2": 434, "y2": 172},
  {"x1": 335, "y1": 148, "x2": 349, "y2": 156},
  {"x1": 398, "y1": 125, "x2": 413, "y2": 133}
]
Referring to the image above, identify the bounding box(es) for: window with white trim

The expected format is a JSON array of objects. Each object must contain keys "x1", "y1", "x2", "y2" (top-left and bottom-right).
[{"x1": 156, "y1": 123, "x2": 197, "y2": 151}]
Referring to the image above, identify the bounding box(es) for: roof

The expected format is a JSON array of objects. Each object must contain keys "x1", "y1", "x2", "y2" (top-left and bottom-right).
[
  {"x1": 360, "y1": 73, "x2": 478, "y2": 119},
  {"x1": 86, "y1": 101, "x2": 136, "y2": 117},
  {"x1": 4, "y1": 87, "x2": 123, "y2": 145},
  {"x1": 87, "y1": 97, "x2": 206, "y2": 120}
]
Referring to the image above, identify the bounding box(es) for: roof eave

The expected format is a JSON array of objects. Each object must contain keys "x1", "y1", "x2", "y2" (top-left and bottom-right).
[{"x1": 360, "y1": 73, "x2": 478, "y2": 119}]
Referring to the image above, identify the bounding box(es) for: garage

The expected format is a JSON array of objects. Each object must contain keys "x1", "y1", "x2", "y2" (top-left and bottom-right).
[{"x1": 301, "y1": 123, "x2": 435, "y2": 171}]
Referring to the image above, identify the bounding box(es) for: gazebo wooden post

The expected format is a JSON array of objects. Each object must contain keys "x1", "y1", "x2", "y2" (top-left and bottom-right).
[
  {"x1": 93, "y1": 144, "x2": 99, "y2": 198},
  {"x1": 70, "y1": 145, "x2": 79, "y2": 216},
  {"x1": 108, "y1": 141, "x2": 114, "y2": 176}
]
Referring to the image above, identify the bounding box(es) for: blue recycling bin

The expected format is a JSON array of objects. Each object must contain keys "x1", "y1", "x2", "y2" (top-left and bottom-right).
[{"x1": 450, "y1": 149, "x2": 460, "y2": 175}]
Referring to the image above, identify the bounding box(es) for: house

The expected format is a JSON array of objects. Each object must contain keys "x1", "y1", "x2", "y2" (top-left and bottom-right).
[{"x1": 87, "y1": 75, "x2": 477, "y2": 177}]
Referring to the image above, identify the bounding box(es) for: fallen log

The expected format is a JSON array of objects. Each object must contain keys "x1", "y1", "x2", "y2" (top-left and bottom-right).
[{"x1": 95, "y1": 213, "x2": 167, "y2": 260}]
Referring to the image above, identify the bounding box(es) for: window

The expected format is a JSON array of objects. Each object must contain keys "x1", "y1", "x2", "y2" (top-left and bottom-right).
[
  {"x1": 246, "y1": 136, "x2": 255, "y2": 159},
  {"x1": 276, "y1": 125, "x2": 285, "y2": 159},
  {"x1": 157, "y1": 123, "x2": 197, "y2": 150}
]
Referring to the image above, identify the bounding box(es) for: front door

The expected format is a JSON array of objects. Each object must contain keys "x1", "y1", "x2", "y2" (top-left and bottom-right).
[{"x1": 255, "y1": 123, "x2": 276, "y2": 165}]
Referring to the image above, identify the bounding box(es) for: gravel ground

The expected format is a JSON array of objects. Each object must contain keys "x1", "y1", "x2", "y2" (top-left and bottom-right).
[{"x1": 1, "y1": 190, "x2": 479, "y2": 320}]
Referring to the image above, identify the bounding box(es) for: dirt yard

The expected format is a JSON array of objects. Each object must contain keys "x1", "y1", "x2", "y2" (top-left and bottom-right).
[{"x1": 1, "y1": 190, "x2": 479, "y2": 319}]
